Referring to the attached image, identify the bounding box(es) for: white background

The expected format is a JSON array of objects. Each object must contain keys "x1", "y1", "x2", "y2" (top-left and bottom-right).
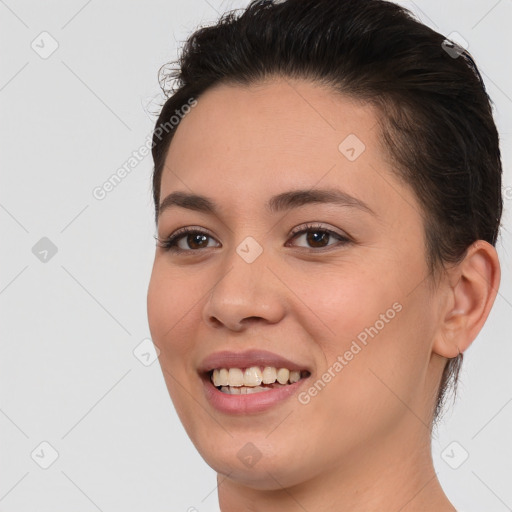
[{"x1": 1, "y1": 0, "x2": 511, "y2": 510}]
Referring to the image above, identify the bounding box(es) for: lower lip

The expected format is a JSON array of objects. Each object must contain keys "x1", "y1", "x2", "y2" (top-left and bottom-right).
[{"x1": 202, "y1": 375, "x2": 309, "y2": 414}]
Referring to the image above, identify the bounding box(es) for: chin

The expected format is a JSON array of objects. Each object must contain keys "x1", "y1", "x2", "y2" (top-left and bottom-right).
[{"x1": 193, "y1": 436, "x2": 314, "y2": 490}]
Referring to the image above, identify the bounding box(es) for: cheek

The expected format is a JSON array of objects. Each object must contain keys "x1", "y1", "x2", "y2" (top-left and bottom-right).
[
  {"x1": 147, "y1": 261, "x2": 201, "y2": 348},
  {"x1": 311, "y1": 295, "x2": 434, "y2": 439},
  {"x1": 147, "y1": 262, "x2": 206, "y2": 408},
  {"x1": 147, "y1": 263, "x2": 206, "y2": 431},
  {"x1": 292, "y1": 264, "x2": 395, "y2": 354},
  {"x1": 296, "y1": 260, "x2": 432, "y2": 419}
]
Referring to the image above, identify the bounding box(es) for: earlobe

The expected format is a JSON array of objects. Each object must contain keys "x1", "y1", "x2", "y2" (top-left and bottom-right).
[{"x1": 432, "y1": 240, "x2": 501, "y2": 358}]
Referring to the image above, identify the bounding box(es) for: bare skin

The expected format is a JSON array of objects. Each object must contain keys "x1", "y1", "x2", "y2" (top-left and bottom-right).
[{"x1": 147, "y1": 77, "x2": 500, "y2": 511}]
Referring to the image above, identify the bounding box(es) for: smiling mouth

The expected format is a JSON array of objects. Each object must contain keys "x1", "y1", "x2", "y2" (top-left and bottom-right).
[{"x1": 208, "y1": 366, "x2": 311, "y2": 394}]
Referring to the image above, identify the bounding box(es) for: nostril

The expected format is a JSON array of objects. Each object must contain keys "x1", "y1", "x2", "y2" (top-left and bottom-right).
[{"x1": 207, "y1": 316, "x2": 223, "y2": 327}]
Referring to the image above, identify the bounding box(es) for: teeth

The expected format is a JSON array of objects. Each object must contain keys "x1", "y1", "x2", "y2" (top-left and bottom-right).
[
  {"x1": 228, "y1": 368, "x2": 244, "y2": 387},
  {"x1": 244, "y1": 366, "x2": 263, "y2": 386},
  {"x1": 212, "y1": 368, "x2": 230, "y2": 387},
  {"x1": 211, "y1": 366, "x2": 307, "y2": 388},
  {"x1": 218, "y1": 368, "x2": 229, "y2": 386},
  {"x1": 220, "y1": 385, "x2": 270, "y2": 394},
  {"x1": 246, "y1": 386, "x2": 266, "y2": 394},
  {"x1": 262, "y1": 366, "x2": 277, "y2": 384},
  {"x1": 289, "y1": 370, "x2": 301, "y2": 383},
  {"x1": 276, "y1": 368, "x2": 290, "y2": 384}
]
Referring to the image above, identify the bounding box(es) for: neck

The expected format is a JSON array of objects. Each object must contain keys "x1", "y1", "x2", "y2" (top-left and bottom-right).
[{"x1": 217, "y1": 418, "x2": 455, "y2": 512}]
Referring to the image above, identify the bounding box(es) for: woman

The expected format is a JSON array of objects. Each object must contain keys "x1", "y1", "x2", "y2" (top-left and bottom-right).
[{"x1": 147, "y1": 0, "x2": 502, "y2": 510}]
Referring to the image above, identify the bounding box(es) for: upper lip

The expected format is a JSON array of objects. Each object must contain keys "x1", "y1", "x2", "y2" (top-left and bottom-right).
[{"x1": 198, "y1": 349, "x2": 311, "y2": 374}]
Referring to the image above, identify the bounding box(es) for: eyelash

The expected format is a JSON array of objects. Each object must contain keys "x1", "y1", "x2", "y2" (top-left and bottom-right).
[{"x1": 155, "y1": 223, "x2": 351, "y2": 254}]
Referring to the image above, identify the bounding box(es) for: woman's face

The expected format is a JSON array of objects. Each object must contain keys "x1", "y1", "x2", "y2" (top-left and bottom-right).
[{"x1": 147, "y1": 78, "x2": 447, "y2": 489}]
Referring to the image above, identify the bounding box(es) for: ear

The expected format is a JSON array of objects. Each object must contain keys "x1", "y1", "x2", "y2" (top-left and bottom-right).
[{"x1": 433, "y1": 240, "x2": 501, "y2": 358}]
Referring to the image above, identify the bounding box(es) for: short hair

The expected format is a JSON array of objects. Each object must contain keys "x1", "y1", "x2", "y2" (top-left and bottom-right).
[{"x1": 151, "y1": 0, "x2": 503, "y2": 422}]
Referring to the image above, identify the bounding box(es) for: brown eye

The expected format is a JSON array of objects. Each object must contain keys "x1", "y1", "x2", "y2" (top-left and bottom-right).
[
  {"x1": 186, "y1": 233, "x2": 210, "y2": 249},
  {"x1": 157, "y1": 228, "x2": 221, "y2": 252},
  {"x1": 305, "y1": 230, "x2": 331, "y2": 248},
  {"x1": 287, "y1": 224, "x2": 351, "y2": 250}
]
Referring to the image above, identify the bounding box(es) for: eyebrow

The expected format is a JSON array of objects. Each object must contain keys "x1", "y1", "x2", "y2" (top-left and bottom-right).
[{"x1": 158, "y1": 188, "x2": 375, "y2": 217}]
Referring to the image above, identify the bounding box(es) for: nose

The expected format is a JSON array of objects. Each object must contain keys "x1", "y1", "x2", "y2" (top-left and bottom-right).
[{"x1": 201, "y1": 251, "x2": 287, "y2": 331}]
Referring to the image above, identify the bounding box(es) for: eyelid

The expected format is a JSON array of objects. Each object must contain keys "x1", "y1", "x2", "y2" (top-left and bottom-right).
[
  {"x1": 164, "y1": 225, "x2": 217, "y2": 240},
  {"x1": 288, "y1": 222, "x2": 349, "y2": 239}
]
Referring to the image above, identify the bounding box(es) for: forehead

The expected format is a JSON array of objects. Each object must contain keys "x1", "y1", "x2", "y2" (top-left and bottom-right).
[
  {"x1": 164, "y1": 77, "x2": 377, "y2": 173},
  {"x1": 160, "y1": 77, "x2": 416, "y2": 222}
]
